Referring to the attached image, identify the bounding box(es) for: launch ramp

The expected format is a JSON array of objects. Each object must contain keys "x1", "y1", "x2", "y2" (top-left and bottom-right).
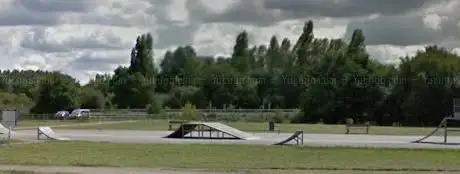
[
  {"x1": 37, "y1": 126, "x2": 70, "y2": 140},
  {"x1": 0, "y1": 123, "x2": 12, "y2": 141},
  {"x1": 164, "y1": 122, "x2": 259, "y2": 140},
  {"x1": 0, "y1": 123, "x2": 12, "y2": 135},
  {"x1": 273, "y1": 131, "x2": 304, "y2": 145}
]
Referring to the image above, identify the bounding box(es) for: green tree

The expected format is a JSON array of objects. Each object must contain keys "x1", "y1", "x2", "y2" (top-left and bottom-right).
[
  {"x1": 112, "y1": 33, "x2": 158, "y2": 109},
  {"x1": 129, "y1": 33, "x2": 156, "y2": 77},
  {"x1": 31, "y1": 74, "x2": 80, "y2": 114},
  {"x1": 80, "y1": 87, "x2": 107, "y2": 109},
  {"x1": 181, "y1": 102, "x2": 200, "y2": 121},
  {"x1": 231, "y1": 31, "x2": 251, "y2": 73}
]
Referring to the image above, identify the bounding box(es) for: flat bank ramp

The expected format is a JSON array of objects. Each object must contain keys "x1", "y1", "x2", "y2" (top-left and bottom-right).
[
  {"x1": 164, "y1": 123, "x2": 198, "y2": 138},
  {"x1": 274, "y1": 131, "x2": 304, "y2": 145},
  {"x1": 37, "y1": 126, "x2": 70, "y2": 140},
  {"x1": 202, "y1": 122, "x2": 259, "y2": 140}
]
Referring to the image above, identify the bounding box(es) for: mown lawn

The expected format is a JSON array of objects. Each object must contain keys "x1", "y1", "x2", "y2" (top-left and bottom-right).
[{"x1": 0, "y1": 141, "x2": 459, "y2": 172}]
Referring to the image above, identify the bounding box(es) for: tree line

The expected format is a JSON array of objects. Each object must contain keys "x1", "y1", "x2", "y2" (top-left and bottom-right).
[{"x1": 1, "y1": 20, "x2": 459, "y2": 126}]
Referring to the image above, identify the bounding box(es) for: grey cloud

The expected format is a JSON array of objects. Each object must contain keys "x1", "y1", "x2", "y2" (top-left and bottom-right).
[
  {"x1": 20, "y1": 28, "x2": 129, "y2": 53},
  {"x1": 142, "y1": 0, "x2": 200, "y2": 49},
  {"x1": 185, "y1": 0, "x2": 213, "y2": 23},
  {"x1": 186, "y1": 0, "x2": 438, "y2": 27},
  {"x1": 343, "y1": 12, "x2": 460, "y2": 46},
  {"x1": 145, "y1": 0, "x2": 172, "y2": 24},
  {"x1": 0, "y1": 0, "x2": 93, "y2": 26},
  {"x1": 75, "y1": 14, "x2": 154, "y2": 27},
  {"x1": 266, "y1": 0, "x2": 437, "y2": 18},
  {"x1": 344, "y1": 14, "x2": 440, "y2": 46},
  {"x1": 70, "y1": 52, "x2": 127, "y2": 72},
  {"x1": 14, "y1": 0, "x2": 91, "y2": 13},
  {"x1": 0, "y1": 8, "x2": 58, "y2": 26},
  {"x1": 154, "y1": 24, "x2": 199, "y2": 49},
  {"x1": 199, "y1": 0, "x2": 283, "y2": 27}
]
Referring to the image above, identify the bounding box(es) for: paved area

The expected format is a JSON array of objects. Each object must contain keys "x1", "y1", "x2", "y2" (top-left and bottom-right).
[{"x1": 9, "y1": 128, "x2": 460, "y2": 149}]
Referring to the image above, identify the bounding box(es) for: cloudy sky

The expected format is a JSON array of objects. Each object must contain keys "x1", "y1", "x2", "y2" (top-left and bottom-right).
[{"x1": 0, "y1": 0, "x2": 459, "y2": 83}]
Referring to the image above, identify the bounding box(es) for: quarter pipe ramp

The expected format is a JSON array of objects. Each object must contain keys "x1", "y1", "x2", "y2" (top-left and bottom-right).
[
  {"x1": 37, "y1": 126, "x2": 70, "y2": 140},
  {"x1": 412, "y1": 117, "x2": 460, "y2": 144},
  {"x1": 412, "y1": 118, "x2": 447, "y2": 143},
  {"x1": 273, "y1": 131, "x2": 304, "y2": 145},
  {"x1": 164, "y1": 122, "x2": 259, "y2": 140}
]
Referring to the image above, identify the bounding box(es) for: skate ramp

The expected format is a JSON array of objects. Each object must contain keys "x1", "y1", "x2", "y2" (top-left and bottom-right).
[
  {"x1": 37, "y1": 126, "x2": 70, "y2": 140},
  {"x1": 412, "y1": 119, "x2": 445, "y2": 143},
  {"x1": 0, "y1": 123, "x2": 12, "y2": 135},
  {"x1": 273, "y1": 131, "x2": 304, "y2": 145},
  {"x1": 164, "y1": 122, "x2": 259, "y2": 140},
  {"x1": 202, "y1": 122, "x2": 259, "y2": 140},
  {"x1": 164, "y1": 123, "x2": 199, "y2": 138},
  {"x1": 412, "y1": 117, "x2": 460, "y2": 143}
]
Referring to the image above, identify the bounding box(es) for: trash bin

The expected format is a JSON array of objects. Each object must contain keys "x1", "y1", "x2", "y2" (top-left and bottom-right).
[{"x1": 268, "y1": 121, "x2": 275, "y2": 132}]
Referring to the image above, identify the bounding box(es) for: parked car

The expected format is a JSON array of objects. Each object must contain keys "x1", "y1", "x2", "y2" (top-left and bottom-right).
[
  {"x1": 69, "y1": 109, "x2": 91, "y2": 119},
  {"x1": 55, "y1": 111, "x2": 70, "y2": 120}
]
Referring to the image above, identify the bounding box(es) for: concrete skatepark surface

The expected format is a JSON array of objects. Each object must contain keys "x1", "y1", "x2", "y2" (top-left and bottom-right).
[{"x1": 11, "y1": 129, "x2": 460, "y2": 149}]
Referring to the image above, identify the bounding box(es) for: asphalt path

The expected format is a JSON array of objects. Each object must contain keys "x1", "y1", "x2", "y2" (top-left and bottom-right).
[{"x1": 9, "y1": 128, "x2": 460, "y2": 149}]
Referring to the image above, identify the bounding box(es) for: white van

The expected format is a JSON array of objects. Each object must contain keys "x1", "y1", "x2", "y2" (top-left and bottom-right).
[{"x1": 69, "y1": 109, "x2": 91, "y2": 119}]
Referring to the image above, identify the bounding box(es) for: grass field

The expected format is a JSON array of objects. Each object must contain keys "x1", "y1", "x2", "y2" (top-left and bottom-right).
[
  {"x1": 0, "y1": 141, "x2": 459, "y2": 173},
  {"x1": 54, "y1": 119, "x2": 459, "y2": 136}
]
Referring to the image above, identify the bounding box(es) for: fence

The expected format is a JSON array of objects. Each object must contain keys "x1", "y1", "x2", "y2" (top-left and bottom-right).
[{"x1": 90, "y1": 108, "x2": 300, "y2": 113}]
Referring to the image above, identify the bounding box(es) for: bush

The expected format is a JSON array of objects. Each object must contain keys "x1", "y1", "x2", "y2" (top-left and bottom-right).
[
  {"x1": 181, "y1": 102, "x2": 200, "y2": 121},
  {"x1": 147, "y1": 99, "x2": 162, "y2": 114},
  {"x1": 345, "y1": 118, "x2": 354, "y2": 125},
  {"x1": 244, "y1": 114, "x2": 265, "y2": 122},
  {"x1": 290, "y1": 112, "x2": 304, "y2": 123},
  {"x1": 272, "y1": 114, "x2": 284, "y2": 123},
  {"x1": 203, "y1": 113, "x2": 218, "y2": 121}
]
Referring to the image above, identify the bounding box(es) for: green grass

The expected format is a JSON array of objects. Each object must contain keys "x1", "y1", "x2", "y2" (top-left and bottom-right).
[
  {"x1": 58, "y1": 119, "x2": 459, "y2": 136},
  {"x1": 252, "y1": 170, "x2": 446, "y2": 174},
  {"x1": 0, "y1": 141, "x2": 459, "y2": 172}
]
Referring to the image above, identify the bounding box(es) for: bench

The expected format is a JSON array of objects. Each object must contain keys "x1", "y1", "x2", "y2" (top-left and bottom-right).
[
  {"x1": 168, "y1": 120, "x2": 187, "y2": 130},
  {"x1": 345, "y1": 119, "x2": 370, "y2": 134}
]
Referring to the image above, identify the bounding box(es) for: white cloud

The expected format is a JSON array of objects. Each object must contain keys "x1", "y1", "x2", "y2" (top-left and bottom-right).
[
  {"x1": 0, "y1": 0, "x2": 458, "y2": 84},
  {"x1": 423, "y1": 13, "x2": 447, "y2": 31}
]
